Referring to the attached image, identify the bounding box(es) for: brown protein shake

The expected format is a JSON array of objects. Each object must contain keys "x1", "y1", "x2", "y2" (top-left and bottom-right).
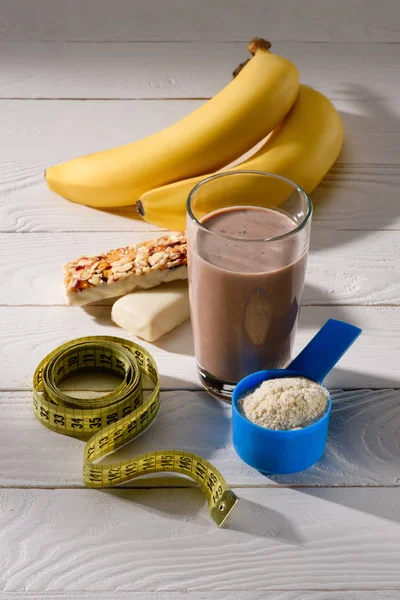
[{"x1": 188, "y1": 206, "x2": 308, "y2": 385}]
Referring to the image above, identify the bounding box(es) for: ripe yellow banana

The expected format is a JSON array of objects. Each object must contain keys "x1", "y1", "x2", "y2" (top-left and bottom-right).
[
  {"x1": 45, "y1": 38, "x2": 299, "y2": 208},
  {"x1": 137, "y1": 85, "x2": 344, "y2": 230}
]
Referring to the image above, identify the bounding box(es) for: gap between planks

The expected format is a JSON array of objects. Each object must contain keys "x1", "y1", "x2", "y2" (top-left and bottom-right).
[
  {"x1": 3, "y1": 388, "x2": 400, "y2": 394},
  {"x1": 1, "y1": 484, "x2": 399, "y2": 490},
  {"x1": 0, "y1": 97, "x2": 212, "y2": 101},
  {"x1": 5, "y1": 228, "x2": 400, "y2": 233},
  {"x1": 2, "y1": 41, "x2": 400, "y2": 101},
  {"x1": 1, "y1": 303, "x2": 399, "y2": 308},
  {"x1": 15, "y1": 592, "x2": 394, "y2": 595},
  {"x1": 2, "y1": 487, "x2": 400, "y2": 589},
  {"x1": 3, "y1": 388, "x2": 400, "y2": 486},
  {"x1": 4, "y1": 386, "x2": 400, "y2": 394},
  {"x1": 4, "y1": 39, "x2": 400, "y2": 44},
  {"x1": 1, "y1": 591, "x2": 400, "y2": 598}
]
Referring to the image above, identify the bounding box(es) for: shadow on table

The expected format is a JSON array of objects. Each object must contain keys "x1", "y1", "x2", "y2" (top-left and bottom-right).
[
  {"x1": 90, "y1": 87, "x2": 399, "y2": 257},
  {"x1": 100, "y1": 387, "x2": 231, "y2": 466},
  {"x1": 310, "y1": 85, "x2": 400, "y2": 251},
  {"x1": 267, "y1": 384, "x2": 400, "y2": 474},
  {"x1": 82, "y1": 303, "x2": 118, "y2": 326},
  {"x1": 329, "y1": 368, "x2": 400, "y2": 389},
  {"x1": 82, "y1": 303, "x2": 194, "y2": 356},
  {"x1": 100, "y1": 488, "x2": 303, "y2": 543},
  {"x1": 82, "y1": 283, "x2": 355, "y2": 356},
  {"x1": 151, "y1": 320, "x2": 194, "y2": 356},
  {"x1": 301, "y1": 283, "x2": 352, "y2": 323},
  {"x1": 296, "y1": 486, "x2": 400, "y2": 527},
  {"x1": 226, "y1": 497, "x2": 304, "y2": 544},
  {"x1": 264, "y1": 377, "x2": 400, "y2": 524},
  {"x1": 100, "y1": 487, "x2": 206, "y2": 522},
  {"x1": 81, "y1": 285, "x2": 353, "y2": 337}
]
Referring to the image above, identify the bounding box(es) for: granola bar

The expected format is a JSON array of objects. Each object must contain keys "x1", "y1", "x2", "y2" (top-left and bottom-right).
[{"x1": 63, "y1": 232, "x2": 187, "y2": 306}]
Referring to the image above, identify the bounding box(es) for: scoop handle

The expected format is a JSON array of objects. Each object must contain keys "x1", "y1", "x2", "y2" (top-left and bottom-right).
[{"x1": 288, "y1": 319, "x2": 362, "y2": 383}]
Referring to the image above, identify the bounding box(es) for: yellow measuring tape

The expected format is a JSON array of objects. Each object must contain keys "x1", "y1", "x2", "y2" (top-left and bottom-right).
[{"x1": 33, "y1": 335, "x2": 239, "y2": 527}]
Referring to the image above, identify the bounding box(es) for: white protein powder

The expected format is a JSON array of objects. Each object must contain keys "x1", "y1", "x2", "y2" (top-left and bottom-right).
[{"x1": 240, "y1": 377, "x2": 329, "y2": 430}]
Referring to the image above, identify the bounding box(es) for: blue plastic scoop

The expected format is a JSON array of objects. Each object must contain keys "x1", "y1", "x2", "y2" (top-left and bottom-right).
[{"x1": 232, "y1": 319, "x2": 362, "y2": 474}]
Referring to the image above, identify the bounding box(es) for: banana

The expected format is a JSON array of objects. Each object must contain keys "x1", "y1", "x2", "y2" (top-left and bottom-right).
[
  {"x1": 136, "y1": 85, "x2": 344, "y2": 231},
  {"x1": 45, "y1": 38, "x2": 299, "y2": 208}
]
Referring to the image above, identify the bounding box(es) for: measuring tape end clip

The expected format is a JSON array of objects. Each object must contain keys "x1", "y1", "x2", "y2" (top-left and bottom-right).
[{"x1": 210, "y1": 489, "x2": 239, "y2": 528}]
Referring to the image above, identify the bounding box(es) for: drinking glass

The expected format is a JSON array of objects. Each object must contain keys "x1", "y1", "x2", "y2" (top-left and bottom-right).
[{"x1": 186, "y1": 170, "x2": 312, "y2": 402}]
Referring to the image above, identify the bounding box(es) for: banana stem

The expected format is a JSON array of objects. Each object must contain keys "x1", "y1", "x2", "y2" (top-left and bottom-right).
[
  {"x1": 136, "y1": 199, "x2": 145, "y2": 216},
  {"x1": 232, "y1": 37, "x2": 272, "y2": 78},
  {"x1": 248, "y1": 37, "x2": 271, "y2": 55}
]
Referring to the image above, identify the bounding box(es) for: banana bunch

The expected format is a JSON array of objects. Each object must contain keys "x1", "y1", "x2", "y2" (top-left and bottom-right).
[
  {"x1": 46, "y1": 38, "x2": 299, "y2": 208},
  {"x1": 137, "y1": 85, "x2": 344, "y2": 230},
  {"x1": 45, "y1": 38, "x2": 343, "y2": 226}
]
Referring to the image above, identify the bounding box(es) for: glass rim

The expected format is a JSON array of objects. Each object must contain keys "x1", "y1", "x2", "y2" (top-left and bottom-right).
[{"x1": 186, "y1": 170, "x2": 313, "y2": 243}]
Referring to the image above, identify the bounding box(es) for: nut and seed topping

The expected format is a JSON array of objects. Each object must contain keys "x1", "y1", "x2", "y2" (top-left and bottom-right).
[{"x1": 63, "y1": 232, "x2": 187, "y2": 294}]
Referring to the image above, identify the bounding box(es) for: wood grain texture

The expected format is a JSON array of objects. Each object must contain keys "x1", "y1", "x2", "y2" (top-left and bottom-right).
[
  {"x1": 2, "y1": 97, "x2": 398, "y2": 167},
  {"x1": 1, "y1": 96, "x2": 400, "y2": 233},
  {"x1": 311, "y1": 167, "x2": 400, "y2": 231},
  {"x1": 1, "y1": 7, "x2": 399, "y2": 595},
  {"x1": 3, "y1": 170, "x2": 400, "y2": 233},
  {"x1": 1, "y1": 0, "x2": 399, "y2": 42},
  {"x1": 1, "y1": 388, "x2": 399, "y2": 488},
  {"x1": 1, "y1": 42, "x2": 400, "y2": 100},
  {"x1": 2, "y1": 487, "x2": 400, "y2": 591},
  {"x1": 1, "y1": 594, "x2": 399, "y2": 600},
  {"x1": 1, "y1": 305, "x2": 399, "y2": 391},
  {"x1": 1, "y1": 229, "x2": 400, "y2": 306}
]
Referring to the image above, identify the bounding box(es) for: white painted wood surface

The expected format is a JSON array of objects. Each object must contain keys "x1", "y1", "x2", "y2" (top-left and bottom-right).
[
  {"x1": 1, "y1": 388, "x2": 399, "y2": 487},
  {"x1": 2, "y1": 487, "x2": 400, "y2": 591},
  {"x1": 0, "y1": 595, "x2": 399, "y2": 600},
  {"x1": 1, "y1": 95, "x2": 400, "y2": 233},
  {"x1": 1, "y1": 0, "x2": 400, "y2": 595},
  {"x1": 2, "y1": 97, "x2": 398, "y2": 168},
  {"x1": 1, "y1": 594, "x2": 399, "y2": 600},
  {"x1": 4, "y1": 170, "x2": 400, "y2": 233},
  {"x1": 2, "y1": 229, "x2": 400, "y2": 306},
  {"x1": 1, "y1": 42, "x2": 400, "y2": 100},
  {"x1": 2, "y1": 306, "x2": 400, "y2": 390},
  {"x1": 1, "y1": 0, "x2": 399, "y2": 42}
]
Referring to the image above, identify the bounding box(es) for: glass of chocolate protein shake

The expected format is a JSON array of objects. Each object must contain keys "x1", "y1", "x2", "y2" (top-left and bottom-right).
[{"x1": 186, "y1": 170, "x2": 312, "y2": 402}]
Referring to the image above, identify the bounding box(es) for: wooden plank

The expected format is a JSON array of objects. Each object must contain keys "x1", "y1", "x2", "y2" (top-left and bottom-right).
[
  {"x1": 2, "y1": 98, "x2": 398, "y2": 168},
  {"x1": 1, "y1": 0, "x2": 399, "y2": 42},
  {"x1": 0, "y1": 97, "x2": 399, "y2": 233},
  {"x1": 2, "y1": 387, "x2": 399, "y2": 488},
  {"x1": 1, "y1": 229, "x2": 400, "y2": 306},
  {"x1": 0, "y1": 594, "x2": 398, "y2": 600},
  {"x1": 1, "y1": 305, "x2": 399, "y2": 391},
  {"x1": 1, "y1": 487, "x2": 400, "y2": 591},
  {"x1": 311, "y1": 167, "x2": 400, "y2": 231},
  {"x1": 3, "y1": 170, "x2": 400, "y2": 233},
  {"x1": 1, "y1": 42, "x2": 400, "y2": 100},
  {"x1": 7, "y1": 97, "x2": 400, "y2": 167}
]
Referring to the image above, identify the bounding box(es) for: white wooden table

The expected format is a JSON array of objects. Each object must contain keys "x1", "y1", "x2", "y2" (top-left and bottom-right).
[{"x1": 1, "y1": 1, "x2": 400, "y2": 597}]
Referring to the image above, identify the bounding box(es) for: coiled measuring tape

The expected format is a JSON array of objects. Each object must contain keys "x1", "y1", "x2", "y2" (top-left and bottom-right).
[{"x1": 33, "y1": 335, "x2": 239, "y2": 527}]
